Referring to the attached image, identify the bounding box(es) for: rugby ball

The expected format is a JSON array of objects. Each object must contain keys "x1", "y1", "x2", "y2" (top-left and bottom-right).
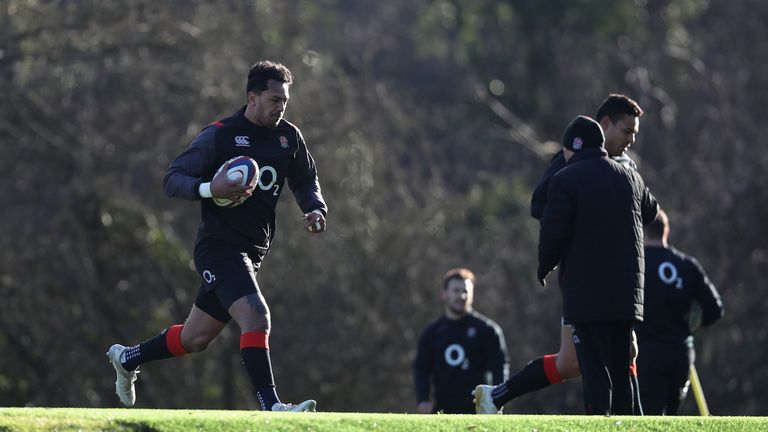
[{"x1": 212, "y1": 156, "x2": 259, "y2": 208}]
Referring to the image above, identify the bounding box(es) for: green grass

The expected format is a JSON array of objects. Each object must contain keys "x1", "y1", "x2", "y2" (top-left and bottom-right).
[{"x1": 0, "y1": 408, "x2": 766, "y2": 432}]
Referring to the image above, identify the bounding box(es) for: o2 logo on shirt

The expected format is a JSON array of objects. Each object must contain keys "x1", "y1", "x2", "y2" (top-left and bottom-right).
[
  {"x1": 257, "y1": 165, "x2": 280, "y2": 196},
  {"x1": 444, "y1": 344, "x2": 470, "y2": 369},
  {"x1": 202, "y1": 270, "x2": 216, "y2": 283},
  {"x1": 658, "y1": 261, "x2": 683, "y2": 289}
]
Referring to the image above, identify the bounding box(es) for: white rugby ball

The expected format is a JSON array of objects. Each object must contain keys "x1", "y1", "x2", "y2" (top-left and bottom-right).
[{"x1": 212, "y1": 156, "x2": 259, "y2": 208}]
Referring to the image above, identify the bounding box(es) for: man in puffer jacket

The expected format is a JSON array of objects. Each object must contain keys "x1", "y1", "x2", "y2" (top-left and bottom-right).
[{"x1": 537, "y1": 116, "x2": 658, "y2": 415}]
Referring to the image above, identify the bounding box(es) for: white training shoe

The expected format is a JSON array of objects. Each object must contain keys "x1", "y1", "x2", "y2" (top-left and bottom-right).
[
  {"x1": 271, "y1": 399, "x2": 317, "y2": 412},
  {"x1": 106, "y1": 344, "x2": 138, "y2": 407},
  {"x1": 472, "y1": 384, "x2": 502, "y2": 414}
]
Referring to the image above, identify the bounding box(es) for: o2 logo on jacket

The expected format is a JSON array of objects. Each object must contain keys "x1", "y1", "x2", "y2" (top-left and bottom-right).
[
  {"x1": 658, "y1": 261, "x2": 683, "y2": 289},
  {"x1": 444, "y1": 344, "x2": 470, "y2": 369}
]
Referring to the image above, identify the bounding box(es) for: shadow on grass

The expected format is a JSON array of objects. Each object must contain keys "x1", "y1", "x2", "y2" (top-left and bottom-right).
[{"x1": 113, "y1": 421, "x2": 160, "y2": 432}]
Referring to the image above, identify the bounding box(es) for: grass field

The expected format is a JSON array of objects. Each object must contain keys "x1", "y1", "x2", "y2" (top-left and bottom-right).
[{"x1": 1, "y1": 408, "x2": 767, "y2": 432}]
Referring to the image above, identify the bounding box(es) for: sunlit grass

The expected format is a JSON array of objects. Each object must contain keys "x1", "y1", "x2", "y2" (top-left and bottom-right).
[{"x1": 0, "y1": 408, "x2": 766, "y2": 432}]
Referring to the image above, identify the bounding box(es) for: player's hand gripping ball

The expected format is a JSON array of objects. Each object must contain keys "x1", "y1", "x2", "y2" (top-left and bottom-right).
[{"x1": 212, "y1": 156, "x2": 259, "y2": 208}]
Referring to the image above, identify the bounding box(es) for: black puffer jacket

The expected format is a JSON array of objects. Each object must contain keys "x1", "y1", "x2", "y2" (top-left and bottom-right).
[
  {"x1": 531, "y1": 150, "x2": 637, "y2": 221},
  {"x1": 538, "y1": 147, "x2": 658, "y2": 324}
]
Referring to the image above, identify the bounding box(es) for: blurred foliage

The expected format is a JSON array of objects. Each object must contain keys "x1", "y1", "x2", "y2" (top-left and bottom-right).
[{"x1": 1, "y1": 0, "x2": 766, "y2": 415}]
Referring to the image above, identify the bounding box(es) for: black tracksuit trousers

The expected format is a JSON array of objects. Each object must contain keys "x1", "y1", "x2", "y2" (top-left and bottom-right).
[{"x1": 572, "y1": 320, "x2": 635, "y2": 415}]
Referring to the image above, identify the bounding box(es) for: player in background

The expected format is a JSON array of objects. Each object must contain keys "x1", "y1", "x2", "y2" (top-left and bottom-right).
[
  {"x1": 106, "y1": 60, "x2": 327, "y2": 412},
  {"x1": 636, "y1": 209, "x2": 724, "y2": 414},
  {"x1": 474, "y1": 94, "x2": 648, "y2": 413},
  {"x1": 414, "y1": 268, "x2": 510, "y2": 414}
]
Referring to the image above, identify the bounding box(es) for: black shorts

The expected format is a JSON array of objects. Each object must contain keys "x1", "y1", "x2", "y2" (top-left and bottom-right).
[{"x1": 193, "y1": 238, "x2": 267, "y2": 323}]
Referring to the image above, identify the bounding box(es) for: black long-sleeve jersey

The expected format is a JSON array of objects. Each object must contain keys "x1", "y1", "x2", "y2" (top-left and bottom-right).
[
  {"x1": 164, "y1": 107, "x2": 327, "y2": 252},
  {"x1": 635, "y1": 245, "x2": 724, "y2": 346},
  {"x1": 413, "y1": 311, "x2": 509, "y2": 413}
]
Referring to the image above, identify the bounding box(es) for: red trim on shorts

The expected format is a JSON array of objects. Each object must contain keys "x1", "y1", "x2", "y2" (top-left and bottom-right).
[
  {"x1": 166, "y1": 324, "x2": 188, "y2": 356},
  {"x1": 240, "y1": 331, "x2": 269, "y2": 350},
  {"x1": 543, "y1": 354, "x2": 564, "y2": 384},
  {"x1": 629, "y1": 362, "x2": 638, "y2": 377}
]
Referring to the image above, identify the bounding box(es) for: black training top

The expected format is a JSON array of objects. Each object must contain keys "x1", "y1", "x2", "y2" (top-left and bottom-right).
[
  {"x1": 635, "y1": 245, "x2": 724, "y2": 346},
  {"x1": 413, "y1": 311, "x2": 509, "y2": 413},
  {"x1": 164, "y1": 107, "x2": 327, "y2": 253}
]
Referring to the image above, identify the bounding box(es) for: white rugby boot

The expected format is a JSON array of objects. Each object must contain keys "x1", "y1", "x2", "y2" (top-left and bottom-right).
[
  {"x1": 472, "y1": 384, "x2": 502, "y2": 414},
  {"x1": 271, "y1": 399, "x2": 317, "y2": 412},
  {"x1": 106, "y1": 344, "x2": 138, "y2": 407}
]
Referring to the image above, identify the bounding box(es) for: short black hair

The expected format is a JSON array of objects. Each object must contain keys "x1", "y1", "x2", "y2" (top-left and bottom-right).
[
  {"x1": 246, "y1": 60, "x2": 293, "y2": 94},
  {"x1": 595, "y1": 94, "x2": 643, "y2": 123},
  {"x1": 647, "y1": 208, "x2": 669, "y2": 240},
  {"x1": 443, "y1": 268, "x2": 476, "y2": 289}
]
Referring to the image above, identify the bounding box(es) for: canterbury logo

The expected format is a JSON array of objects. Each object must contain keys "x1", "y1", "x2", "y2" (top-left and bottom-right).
[{"x1": 234, "y1": 136, "x2": 250, "y2": 146}]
